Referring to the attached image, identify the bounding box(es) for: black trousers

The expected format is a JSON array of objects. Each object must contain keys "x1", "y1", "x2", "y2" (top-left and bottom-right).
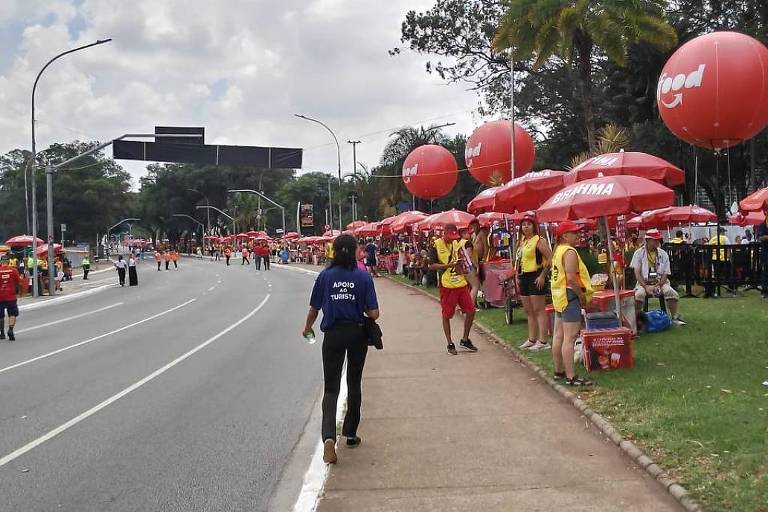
[
  {"x1": 255, "y1": 256, "x2": 261, "y2": 270},
  {"x1": 322, "y1": 323, "x2": 368, "y2": 441},
  {"x1": 83, "y1": 265, "x2": 89, "y2": 279},
  {"x1": 762, "y1": 259, "x2": 768, "y2": 296},
  {"x1": 263, "y1": 255, "x2": 270, "y2": 270},
  {"x1": 117, "y1": 268, "x2": 126, "y2": 286}
]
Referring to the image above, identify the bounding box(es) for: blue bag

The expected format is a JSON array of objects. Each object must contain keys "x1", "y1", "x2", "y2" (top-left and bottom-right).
[{"x1": 645, "y1": 309, "x2": 672, "y2": 333}]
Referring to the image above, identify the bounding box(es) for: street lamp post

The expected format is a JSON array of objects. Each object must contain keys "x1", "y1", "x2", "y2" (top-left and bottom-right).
[
  {"x1": 227, "y1": 189, "x2": 286, "y2": 236},
  {"x1": 187, "y1": 188, "x2": 210, "y2": 236},
  {"x1": 195, "y1": 205, "x2": 235, "y2": 242},
  {"x1": 106, "y1": 218, "x2": 141, "y2": 255},
  {"x1": 172, "y1": 214, "x2": 205, "y2": 253},
  {"x1": 294, "y1": 114, "x2": 343, "y2": 231},
  {"x1": 30, "y1": 38, "x2": 112, "y2": 297}
]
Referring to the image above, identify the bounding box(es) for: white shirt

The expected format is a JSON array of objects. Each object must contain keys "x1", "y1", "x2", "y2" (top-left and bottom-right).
[
  {"x1": 114, "y1": 260, "x2": 127, "y2": 270},
  {"x1": 129, "y1": 257, "x2": 136, "y2": 267},
  {"x1": 741, "y1": 238, "x2": 752, "y2": 245},
  {"x1": 630, "y1": 245, "x2": 671, "y2": 279}
]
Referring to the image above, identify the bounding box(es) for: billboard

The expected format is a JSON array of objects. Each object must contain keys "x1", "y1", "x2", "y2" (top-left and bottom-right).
[{"x1": 300, "y1": 204, "x2": 314, "y2": 228}]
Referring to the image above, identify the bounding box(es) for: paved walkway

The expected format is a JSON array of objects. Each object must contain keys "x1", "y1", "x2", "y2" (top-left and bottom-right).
[{"x1": 315, "y1": 276, "x2": 682, "y2": 511}]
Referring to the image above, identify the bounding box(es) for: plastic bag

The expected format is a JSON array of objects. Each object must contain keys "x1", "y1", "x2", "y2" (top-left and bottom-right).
[{"x1": 645, "y1": 309, "x2": 671, "y2": 333}]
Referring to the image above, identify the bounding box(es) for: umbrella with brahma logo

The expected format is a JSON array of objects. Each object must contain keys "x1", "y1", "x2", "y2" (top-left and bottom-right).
[
  {"x1": 492, "y1": 170, "x2": 569, "y2": 213},
  {"x1": 354, "y1": 222, "x2": 380, "y2": 237},
  {"x1": 537, "y1": 175, "x2": 675, "y2": 313},
  {"x1": 565, "y1": 152, "x2": 685, "y2": 188},
  {"x1": 5, "y1": 235, "x2": 45, "y2": 247},
  {"x1": 728, "y1": 211, "x2": 765, "y2": 226}
]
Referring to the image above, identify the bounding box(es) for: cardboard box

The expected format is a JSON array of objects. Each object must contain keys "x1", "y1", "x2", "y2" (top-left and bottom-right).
[{"x1": 581, "y1": 327, "x2": 634, "y2": 372}]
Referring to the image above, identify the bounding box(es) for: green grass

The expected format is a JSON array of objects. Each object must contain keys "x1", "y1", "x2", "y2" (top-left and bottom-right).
[{"x1": 390, "y1": 275, "x2": 768, "y2": 512}]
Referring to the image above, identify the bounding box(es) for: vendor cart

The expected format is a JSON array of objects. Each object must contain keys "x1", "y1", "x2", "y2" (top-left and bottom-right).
[{"x1": 477, "y1": 259, "x2": 519, "y2": 324}]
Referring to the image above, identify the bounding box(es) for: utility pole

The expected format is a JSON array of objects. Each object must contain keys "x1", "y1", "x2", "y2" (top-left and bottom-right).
[{"x1": 347, "y1": 140, "x2": 361, "y2": 177}]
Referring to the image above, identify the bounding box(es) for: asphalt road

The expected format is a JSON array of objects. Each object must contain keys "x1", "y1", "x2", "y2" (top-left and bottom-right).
[{"x1": 0, "y1": 256, "x2": 321, "y2": 512}]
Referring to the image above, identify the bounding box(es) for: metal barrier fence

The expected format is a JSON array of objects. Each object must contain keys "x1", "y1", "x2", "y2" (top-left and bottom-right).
[{"x1": 664, "y1": 243, "x2": 764, "y2": 295}]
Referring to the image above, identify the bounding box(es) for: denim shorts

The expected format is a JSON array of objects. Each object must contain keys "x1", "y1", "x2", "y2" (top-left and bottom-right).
[{"x1": 555, "y1": 289, "x2": 582, "y2": 323}]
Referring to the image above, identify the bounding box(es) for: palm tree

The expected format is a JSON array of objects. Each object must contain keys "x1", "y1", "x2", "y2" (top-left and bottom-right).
[{"x1": 493, "y1": 0, "x2": 677, "y2": 150}]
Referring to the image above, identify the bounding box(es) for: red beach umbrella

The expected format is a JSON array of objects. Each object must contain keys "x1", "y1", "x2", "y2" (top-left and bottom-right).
[
  {"x1": 354, "y1": 222, "x2": 380, "y2": 237},
  {"x1": 282, "y1": 231, "x2": 300, "y2": 240},
  {"x1": 739, "y1": 187, "x2": 768, "y2": 212},
  {"x1": 346, "y1": 220, "x2": 367, "y2": 230},
  {"x1": 565, "y1": 152, "x2": 685, "y2": 188},
  {"x1": 390, "y1": 211, "x2": 428, "y2": 234},
  {"x1": 418, "y1": 209, "x2": 475, "y2": 231},
  {"x1": 5, "y1": 235, "x2": 45, "y2": 247},
  {"x1": 536, "y1": 175, "x2": 675, "y2": 223},
  {"x1": 36, "y1": 243, "x2": 64, "y2": 256},
  {"x1": 729, "y1": 211, "x2": 765, "y2": 226},
  {"x1": 467, "y1": 187, "x2": 500, "y2": 214},
  {"x1": 492, "y1": 170, "x2": 568, "y2": 213}
]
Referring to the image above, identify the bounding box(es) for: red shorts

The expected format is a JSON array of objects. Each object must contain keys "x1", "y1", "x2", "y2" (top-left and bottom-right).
[{"x1": 439, "y1": 286, "x2": 475, "y2": 319}]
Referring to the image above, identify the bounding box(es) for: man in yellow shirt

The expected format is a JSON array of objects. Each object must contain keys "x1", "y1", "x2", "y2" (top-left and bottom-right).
[
  {"x1": 669, "y1": 230, "x2": 686, "y2": 244},
  {"x1": 428, "y1": 224, "x2": 478, "y2": 355}
]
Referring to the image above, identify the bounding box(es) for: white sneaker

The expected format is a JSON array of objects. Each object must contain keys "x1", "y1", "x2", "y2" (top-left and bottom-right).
[
  {"x1": 529, "y1": 341, "x2": 551, "y2": 351},
  {"x1": 519, "y1": 339, "x2": 536, "y2": 349}
]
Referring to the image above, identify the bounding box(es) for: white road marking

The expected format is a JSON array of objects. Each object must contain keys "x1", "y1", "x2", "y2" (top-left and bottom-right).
[
  {"x1": 19, "y1": 284, "x2": 116, "y2": 312},
  {"x1": 15, "y1": 303, "x2": 124, "y2": 335},
  {"x1": 0, "y1": 294, "x2": 271, "y2": 468},
  {"x1": 293, "y1": 365, "x2": 348, "y2": 512},
  {"x1": 0, "y1": 299, "x2": 196, "y2": 375},
  {"x1": 207, "y1": 286, "x2": 216, "y2": 292}
]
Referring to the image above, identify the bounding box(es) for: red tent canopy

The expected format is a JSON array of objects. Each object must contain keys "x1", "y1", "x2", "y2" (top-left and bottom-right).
[
  {"x1": 282, "y1": 231, "x2": 300, "y2": 240},
  {"x1": 493, "y1": 170, "x2": 568, "y2": 213},
  {"x1": 5, "y1": 235, "x2": 44, "y2": 247},
  {"x1": 467, "y1": 187, "x2": 500, "y2": 215},
  {"x1": 536, "y1": 175, "x2": 675, "y2": 222},
  {"x1": 418, "y1": 209, "x2": 475, "y2": 231},
  {"x1": 565, "y1": 152, "x2": 685, "y2": 188},
  {"x1": 739, "y1": 187, "x2": 768, "y2": 212},
  {"x1": 475, "y1": 211, "x2": 526, "y2": 228}
]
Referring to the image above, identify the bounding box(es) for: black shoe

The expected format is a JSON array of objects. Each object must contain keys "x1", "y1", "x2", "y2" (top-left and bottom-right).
[
  {"x1": 8, "y1": 330, "x2": 14, "y2": 341},
  {"x1": 346, "y1": 436, "x2": 362, "y2": 448},
  {"x1": 0, "y1": 333, "x2": 4, "y2": 340},
  {"x1": 460, "y1": 339, "x2": 478, "y2": 352},
  {"x1": 447, "y1": 342, "x2": 457, "y2": 355}
]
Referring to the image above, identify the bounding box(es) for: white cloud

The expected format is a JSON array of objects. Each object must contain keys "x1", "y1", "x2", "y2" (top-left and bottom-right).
[{"x1": 0, "y1": 0, "x2": 491, "y2": 189}]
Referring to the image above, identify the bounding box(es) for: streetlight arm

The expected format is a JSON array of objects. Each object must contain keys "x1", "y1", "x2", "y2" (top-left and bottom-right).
[
  {"x1": 172, "y1": 214, "x2": 205, "y2": 230},
  {"x1": 33, "y1": 39, "x2": 112, "y2": 107},
  {"x1": 228, "y1": 189, "x2": 284, "y2": 210},
  {"x1": 196, "y1": 205, "x2": 234, "y2": 221},
  {"x1": 108, "y1": 217, "x2": 141, "y2": 233}
]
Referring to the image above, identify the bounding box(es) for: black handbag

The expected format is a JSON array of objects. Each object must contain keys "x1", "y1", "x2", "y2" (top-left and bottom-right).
[{"x1": 364, "y1": 317, "x2": 383, "y2": 350}]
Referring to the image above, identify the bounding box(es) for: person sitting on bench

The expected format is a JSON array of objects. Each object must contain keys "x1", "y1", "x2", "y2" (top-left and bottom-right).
[{"x1": 630, "y1": 229, "x2": 685, "y2": 326}]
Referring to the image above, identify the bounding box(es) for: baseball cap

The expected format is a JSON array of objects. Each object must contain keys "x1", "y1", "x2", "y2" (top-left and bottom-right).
[
  {"x1": 644, "y1": 229, "x2": 663, "y2": 240},
  {"x1": 555, "y1": 220, "x2": 583, "y2": 237},
  {"x1": 443, "y1": 223, "x2": 461, "y2": 240}
]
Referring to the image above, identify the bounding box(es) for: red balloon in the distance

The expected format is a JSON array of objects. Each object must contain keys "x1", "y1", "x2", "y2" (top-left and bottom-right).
[
  {"x1": 402, "y1": 145, "x2": 458, "y2": 200},
  {"x1": 465, "y1": 120, "x2": 535, "y2": 185},
  {"x1": 657, "y1": 31, "x2": 768, "y2": 149}
]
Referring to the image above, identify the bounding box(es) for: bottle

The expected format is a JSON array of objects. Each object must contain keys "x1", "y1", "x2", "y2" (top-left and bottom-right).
[{"x1": 303, "y1": 329, "x2": 317, "y2": 345}]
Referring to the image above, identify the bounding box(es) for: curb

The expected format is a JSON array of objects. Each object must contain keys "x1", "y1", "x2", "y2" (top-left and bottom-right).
[{"x1": 385, "y1": 276, "x2": 703, "y2": 512}]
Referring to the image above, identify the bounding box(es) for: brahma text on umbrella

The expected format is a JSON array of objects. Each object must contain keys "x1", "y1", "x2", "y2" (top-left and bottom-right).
[{"x1": 551, "y1": 183, "x2": 615, "y2": 204}]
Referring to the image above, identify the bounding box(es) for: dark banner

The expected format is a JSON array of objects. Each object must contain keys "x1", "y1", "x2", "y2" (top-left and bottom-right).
[
  {"x1": 113, "y1": 140, "x2": 302, "y2": 169},
  {"x1": 300, "y1": 204, "x2": 314, "y2": 227},
  {"x1": 155, "y1": 126, "x2": 204, "y2": 145}
]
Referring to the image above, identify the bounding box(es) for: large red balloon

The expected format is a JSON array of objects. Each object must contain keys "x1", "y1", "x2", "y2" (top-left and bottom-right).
[
  {"x1": 465, "y1": 120, "x2": 535, "y2": 185},
  {"x1": 657, "y1": 31, "x2": 768, "y2": 149},
  {"x1": 402, "y1": 145, "x2": 457, "y2": 200}
]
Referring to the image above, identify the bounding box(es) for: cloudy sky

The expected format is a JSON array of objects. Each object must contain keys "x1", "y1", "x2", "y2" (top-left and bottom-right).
[{"x1": 0, "y1": 0, "x2": 490, "y2": 188}]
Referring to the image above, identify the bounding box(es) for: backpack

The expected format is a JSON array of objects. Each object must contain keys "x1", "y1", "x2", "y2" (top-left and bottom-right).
[{"x1": 644, "y1": 309, "x2": 672, "y2": 333}]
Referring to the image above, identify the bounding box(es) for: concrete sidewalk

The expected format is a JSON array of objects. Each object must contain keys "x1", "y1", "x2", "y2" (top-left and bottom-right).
[{"x1": 316, "y1": 277, "x2": 682, "y2": 511}]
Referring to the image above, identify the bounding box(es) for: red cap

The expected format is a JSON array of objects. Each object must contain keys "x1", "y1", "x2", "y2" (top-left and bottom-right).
[
  {"x1": 555, "y1": 220, "x2": 583, "y2": 237},
  {"x1": 521, "y1": 211, "x2": 536, "y2": 223},
  {"x1": 443, "y1": 223, "x2": 461, "y2": 240}
]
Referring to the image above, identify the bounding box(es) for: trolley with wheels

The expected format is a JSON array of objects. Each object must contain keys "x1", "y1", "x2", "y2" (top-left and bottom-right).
[{"x1": 477, "y1": 259, "x2": 520, "y2": 324}]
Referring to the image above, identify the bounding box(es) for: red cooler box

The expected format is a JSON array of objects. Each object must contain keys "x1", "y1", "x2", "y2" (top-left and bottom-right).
[
  {"x1": 586, "y1": 290, "x2": 637, "y2": 335},
  {"x1": 581, "y1": 327, "x2": 634, "y2": 372}
]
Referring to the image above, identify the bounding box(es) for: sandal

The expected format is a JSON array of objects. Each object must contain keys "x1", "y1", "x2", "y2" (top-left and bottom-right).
[
  {"x1": 565, "y1": 375, "x2": 594, "y2": 387},
  {"x1": 553, "y1": 371, "x2": 566, "y2": 381}
]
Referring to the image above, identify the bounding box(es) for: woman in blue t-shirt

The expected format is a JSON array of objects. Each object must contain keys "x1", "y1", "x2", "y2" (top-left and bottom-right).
[{"x1": 303, "y1": 234, "x2": 380, "y2": 464}]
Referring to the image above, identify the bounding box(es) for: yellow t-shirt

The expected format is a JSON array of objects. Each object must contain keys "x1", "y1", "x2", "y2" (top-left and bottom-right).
[
  {"x1": 433, "y1": 238, "x2": 467, "y2": 289},
  {"x1": 669, "y1": 237, "x2": 684, "y2": 244},
  {"x1": 550, "y1": 244, "x2": 593, "y2": 313},
  {"x1": 516, "y1": 235, "x2": 546, "y2": 273},
  {"x1": 708, "y1": 235, "x2": 728, "y2": 261}
]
